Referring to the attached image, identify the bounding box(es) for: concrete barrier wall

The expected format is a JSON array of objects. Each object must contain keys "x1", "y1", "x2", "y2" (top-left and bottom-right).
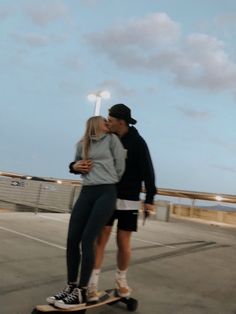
[
  {"x1": 0, "y1": 177, "x2": 81, "y2": 212},
  {"x1": 171, "y1": 204, "x2": 236, "y2": 226},
  {"x1": 1, "y1": 175, "x2": 236, "y2": 226}
]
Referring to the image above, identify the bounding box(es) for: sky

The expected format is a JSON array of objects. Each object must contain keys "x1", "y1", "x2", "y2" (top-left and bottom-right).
[{"x1": 1, "y1": 0, "x2": 236, "y2": 196}]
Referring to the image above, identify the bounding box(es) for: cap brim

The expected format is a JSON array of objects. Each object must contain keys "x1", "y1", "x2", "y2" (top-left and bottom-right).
[{"x1": 130, "y1": 118, "x2": 137, "y2": 125}]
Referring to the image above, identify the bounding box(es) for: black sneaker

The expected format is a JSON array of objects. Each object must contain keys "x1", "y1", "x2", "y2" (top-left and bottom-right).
[
  {"x1": 54, "y1": 287, "x2": 86, "y2": 309},
  {"x1": 46, "y1": 284, "x2": 76, "y2": 305}
]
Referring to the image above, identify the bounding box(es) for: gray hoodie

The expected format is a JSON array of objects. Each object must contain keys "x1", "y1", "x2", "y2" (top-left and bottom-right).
[{"x1": 75, "y1": 133, "x2": 125, "y2": 186}]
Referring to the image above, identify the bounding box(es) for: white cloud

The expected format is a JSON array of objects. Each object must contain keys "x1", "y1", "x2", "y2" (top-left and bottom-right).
[
  {"x1": 10, "y1": 31, "x2": 69, "y2": 48},
  {"x1": 64, "y1": 55, "x2": 82, "y2": 70},
  {"x1": 208, "y1": 136, "x2": 236, "y2": 153},
  {"x1": 214, "y1": 13, "x2": 236, "y2": 28},
  {"x1": 87, "y1": 12, "x2": 180, "y2": 49},
  {"x1": 212, "y1": 164, "x2": 236, "y2": 173},
  {"x1": 146, "y1": 86, "x2": 159, "y2": 94},
  {"x1": 11, "y1": 33, "x2": 50, "y2": 47},
  {"x1": 0, "y1": 5, "x2": 12, "y2": 20},
  {"x1": 86, "y1": 12, "x2": 236, "y2": 93},
  {"x1": 78, "y1": 0, "x2": 99, "y2": 5},
  {"x1": 178, "y1": 34, "x2": 236, "y2": 90},
  {"x1": 176, "y1": 106, "x2": 212, "y2": 119},
  {"x1": 58, "y1": 80, "x2": 83, "y2": 94},
  {"x1": 51, "y1": 33, "x2": 69, "y2": 43},
  {"x1": 25, "y1": 1, "x2": 69, "y2": 26}
]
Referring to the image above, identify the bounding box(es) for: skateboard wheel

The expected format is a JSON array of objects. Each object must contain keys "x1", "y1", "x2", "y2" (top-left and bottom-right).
[
  {"x1": 126, "y1": 298, "x2": 138, "y2": 311},
  {"x1": 31, "y1": 308, "x2": 39, "y2": 314}
]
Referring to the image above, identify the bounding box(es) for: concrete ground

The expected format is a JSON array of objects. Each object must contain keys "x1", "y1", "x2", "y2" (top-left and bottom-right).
[{"x1": 0, "y1": 212, "x2": 236, "y2": 314}]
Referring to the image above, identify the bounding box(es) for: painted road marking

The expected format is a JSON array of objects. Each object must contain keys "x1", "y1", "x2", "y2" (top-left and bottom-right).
[{"x1": 0, "y1": 226, "x2": 66, "y2": 250}]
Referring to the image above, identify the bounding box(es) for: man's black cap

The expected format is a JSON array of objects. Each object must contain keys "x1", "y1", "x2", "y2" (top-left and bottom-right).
[{"x1": 109, "y1": 104, "x2": 137, "y2": 125}]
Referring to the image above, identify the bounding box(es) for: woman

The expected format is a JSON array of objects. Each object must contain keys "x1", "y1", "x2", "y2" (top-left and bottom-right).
[{"x1": 46, "y1": 116, "x2": 125, "y2": 309}]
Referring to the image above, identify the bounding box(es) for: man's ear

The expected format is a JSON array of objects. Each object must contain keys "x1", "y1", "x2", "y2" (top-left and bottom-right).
[{"x1": 119, "y1": 120, "x2": 126, "y2": 127}]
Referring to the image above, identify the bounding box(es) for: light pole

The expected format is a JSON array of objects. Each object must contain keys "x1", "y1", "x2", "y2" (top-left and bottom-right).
[{"x1": 87, "y1": 90, "x2": 111, "y2": 116}]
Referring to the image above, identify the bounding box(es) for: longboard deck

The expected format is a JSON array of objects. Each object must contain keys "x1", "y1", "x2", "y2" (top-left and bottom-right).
[{"x1": 34, "y1": 291, "x2": 121, "y2": 313}]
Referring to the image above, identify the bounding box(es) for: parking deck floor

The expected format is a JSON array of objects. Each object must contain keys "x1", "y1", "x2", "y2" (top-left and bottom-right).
[{"x1": 0, "y1": 212, "x2": 236, "y2": 314}]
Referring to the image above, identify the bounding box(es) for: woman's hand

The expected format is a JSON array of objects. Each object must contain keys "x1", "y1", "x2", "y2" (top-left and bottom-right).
[{"x1": 73, "y1": 160, "x2": 93, "y2": 174}]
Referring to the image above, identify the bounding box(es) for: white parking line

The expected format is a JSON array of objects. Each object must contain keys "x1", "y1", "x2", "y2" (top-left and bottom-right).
[
  {"x1": 111, "y1": 232, "x2": 175, "y2": 248},
  {"x1": 38, "y1": 214, "x2": 69, "y2": 222},
  {"x1": 0, "y1": 226, "x2": 66, "y2": 250},
  {"x1": 37, "y1": 215, "x2": 174, "y2": 248},
  {"x1": 0, "y1": 214, "x2": 175, "y2": 251},
  {"x1": 132, "y1": 236, "x2": 175, "y2": 248}
]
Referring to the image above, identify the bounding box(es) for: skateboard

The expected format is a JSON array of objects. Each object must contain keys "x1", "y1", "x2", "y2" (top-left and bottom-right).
[{"x1": 32, "y1": 289, "x2": 138, "y2": 313}]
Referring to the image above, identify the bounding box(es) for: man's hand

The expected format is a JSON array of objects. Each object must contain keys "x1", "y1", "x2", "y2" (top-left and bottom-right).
[
  {"x1": 143, "y1": 203, "x2": 155, "y2": 214},
  {"x1": 142, "y1": 203, "x2": 155, "y2": 215},
  {"x1": 142, "y1": 203, "x2": 155, "y2": 225},
  {"x1": 72, "y1": 160, "x2": 93, "y2": 174}
]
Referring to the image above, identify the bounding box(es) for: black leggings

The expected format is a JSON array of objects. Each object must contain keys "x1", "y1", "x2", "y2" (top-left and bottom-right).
[{"x1": 66, "y1": 184, "x2": 116, "y2": 287}]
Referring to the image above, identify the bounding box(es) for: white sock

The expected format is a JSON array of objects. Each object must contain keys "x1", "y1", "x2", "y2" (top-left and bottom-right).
[
  {"x1": 88, "y1": 269, "x2": 101, "y2": 287},
  {"x1": 116, "y1": 268, "x2": 127, "y2": 280}
]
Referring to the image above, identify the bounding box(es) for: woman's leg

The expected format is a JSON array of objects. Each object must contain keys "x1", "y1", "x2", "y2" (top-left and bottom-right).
[
  {"x1": 66, "y1": 187, "x2": 93, "y2": 283},
  {"x1": 78, "y1": 185, "x2": 116, "y2": 287}
]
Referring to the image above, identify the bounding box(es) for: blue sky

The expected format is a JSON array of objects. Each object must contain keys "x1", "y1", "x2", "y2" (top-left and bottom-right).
[{"x1": 1, "y1": 0, "x2": 236, "y2": 195}]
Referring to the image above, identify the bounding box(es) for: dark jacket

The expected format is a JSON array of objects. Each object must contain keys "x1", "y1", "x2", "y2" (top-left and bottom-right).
[{"x1": 117, "y1": 126, "x2": 156, "y2": 204}]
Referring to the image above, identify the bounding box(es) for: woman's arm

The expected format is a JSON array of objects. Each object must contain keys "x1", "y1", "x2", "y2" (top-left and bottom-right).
[{"x1": 69, "y1": 141, "x2": 84, "y2": 174}]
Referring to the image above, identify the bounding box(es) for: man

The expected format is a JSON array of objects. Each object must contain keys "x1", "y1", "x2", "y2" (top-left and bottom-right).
[{"x1": 75, "y1": 104, "x2": 156, "y2": 301}]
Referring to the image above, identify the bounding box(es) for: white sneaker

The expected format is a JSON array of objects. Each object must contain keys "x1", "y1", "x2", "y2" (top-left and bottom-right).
[
  {"x1": 87, "y1": 284, "x2": 99, "y2": 302},
  {"x1": 46, "y1": 284, "x2": 76, "y2": 305},
  {"x1": 115, "y1": 277, "x2": 132, "y2": 297},
  {"x1": 54, "y1": 287, "x2": 86, "y2": 309}
]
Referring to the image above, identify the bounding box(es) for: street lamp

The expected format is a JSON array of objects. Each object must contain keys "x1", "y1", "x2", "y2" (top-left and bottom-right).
[
  {"x1": 215, "y1": 195, "x2": 223, "y2": 202},
  {"x1": 87, "y1": 90, "x2": 111, "y2": 116}
]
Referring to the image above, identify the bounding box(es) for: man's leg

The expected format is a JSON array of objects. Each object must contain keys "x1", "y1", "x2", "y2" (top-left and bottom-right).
[
  {"x1": 116, "y1": 229, "x2": 132, "y2": 270},
  {"x1": 114, "y1": 209, "x2": 138, "y2": 297},
  {"x1": 94, "y1": 226, "x2": 113, "y2": 269},
  {"x1": 115, "y1": 229, "x2": 133, "y2": 297},
  {"x1": 87, "y1": 226, "x2": 112, "y2": 301},
  {"x1": 87, "y1": 208, "x2": 116, "y2": 302}
]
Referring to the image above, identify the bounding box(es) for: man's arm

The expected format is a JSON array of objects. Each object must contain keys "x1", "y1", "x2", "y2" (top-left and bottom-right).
[{"x1": 138, "y1": 138, "x2": 157, "y2": 206}]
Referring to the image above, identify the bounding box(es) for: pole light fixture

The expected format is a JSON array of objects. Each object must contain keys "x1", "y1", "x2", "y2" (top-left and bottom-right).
[{"x1": 87, "y1": 90, "x2": 111, "y2": 116}]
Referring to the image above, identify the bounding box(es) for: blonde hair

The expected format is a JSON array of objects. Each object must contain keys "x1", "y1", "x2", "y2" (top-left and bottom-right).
[{"x1": 80, "y1": 116, "x2": 105, "y2": 160}]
